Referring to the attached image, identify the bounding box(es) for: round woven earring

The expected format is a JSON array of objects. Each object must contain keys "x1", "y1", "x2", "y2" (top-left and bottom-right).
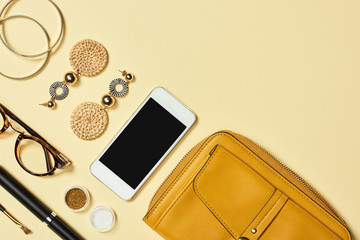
[
  {"x1": 40, "y1": 39, "x2": 108, "y2": 109},
  {"x1": 70, "y1": 70, "x2": 135, "y2": 141}
]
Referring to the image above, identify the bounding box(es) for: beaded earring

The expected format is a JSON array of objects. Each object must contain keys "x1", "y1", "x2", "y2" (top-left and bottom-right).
[
  {"x1": 70, "y1": 70, "x2": 135, "y2": 141},
  {"x1": 40, "y1": 39, "x2": 108, "y2": 109}
]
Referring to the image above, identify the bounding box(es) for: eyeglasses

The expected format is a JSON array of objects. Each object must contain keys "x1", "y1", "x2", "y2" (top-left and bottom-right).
[{"x1": 0, "y1": 103, "x2": 71, "y2": 176}]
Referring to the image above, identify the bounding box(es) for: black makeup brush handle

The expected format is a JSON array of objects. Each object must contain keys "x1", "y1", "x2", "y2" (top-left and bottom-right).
[{"x1": 0, "y1": 166, "x2": 84, "y2": 240}]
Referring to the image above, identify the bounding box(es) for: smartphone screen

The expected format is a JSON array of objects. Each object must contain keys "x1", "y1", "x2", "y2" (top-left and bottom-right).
[{"x1": 99, "y1": 97, "x2": 186, "y2": 189}]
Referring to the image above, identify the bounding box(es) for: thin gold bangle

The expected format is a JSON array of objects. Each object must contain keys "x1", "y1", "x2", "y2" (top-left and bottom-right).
[
  {"x1": 0, "y1": 15, "x2": 50, "y2": 80},
  {"x1": 0, "y1": 0, "x2": 64, "y2": 58}
]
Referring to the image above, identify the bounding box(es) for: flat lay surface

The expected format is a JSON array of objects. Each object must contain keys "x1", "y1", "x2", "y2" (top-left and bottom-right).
[{"x1": 0, "y1": 0, "x2": 359, "y2": 239}]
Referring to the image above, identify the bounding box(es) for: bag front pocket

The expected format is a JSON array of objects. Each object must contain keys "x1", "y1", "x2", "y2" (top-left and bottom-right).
[
  {"x1": 194, "y1": 145, "x2": 345, "y2": 240},
  {"x1": 194, "y1": 145, "x2": 277, "y2": 239}
]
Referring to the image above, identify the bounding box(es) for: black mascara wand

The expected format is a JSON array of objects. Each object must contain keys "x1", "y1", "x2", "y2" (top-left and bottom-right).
[{"x1": 0, "y1": 203, "x2": 31, "y2": 234}]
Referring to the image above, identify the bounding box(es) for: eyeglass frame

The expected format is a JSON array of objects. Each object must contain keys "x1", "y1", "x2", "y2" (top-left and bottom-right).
[{"x1": 0, "y1": 103, "x2": 71, "y2": 176}]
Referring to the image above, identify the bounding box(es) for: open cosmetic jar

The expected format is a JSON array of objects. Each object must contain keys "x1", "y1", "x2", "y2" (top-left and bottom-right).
[
  {"x1": 64, "y1": 185, "x2": 90, "y2": 212},
  {"x1": 89, "y1": 206, "x2": 116, "y2": 232}
]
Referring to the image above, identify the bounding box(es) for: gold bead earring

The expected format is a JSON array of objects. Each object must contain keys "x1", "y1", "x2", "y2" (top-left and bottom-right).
[{"x1": 70, "y1": 69, "x2": 135, "y2": 141}]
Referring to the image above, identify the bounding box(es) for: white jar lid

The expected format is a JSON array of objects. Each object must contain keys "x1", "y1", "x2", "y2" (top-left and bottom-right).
[{"x1": 89, "y1": 206, "x2": 116, "y2": 232}]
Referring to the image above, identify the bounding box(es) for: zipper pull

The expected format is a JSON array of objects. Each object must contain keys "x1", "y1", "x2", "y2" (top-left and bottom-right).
[{"x1": 209, "y1": 144, "x2": 218, "y2": 156}]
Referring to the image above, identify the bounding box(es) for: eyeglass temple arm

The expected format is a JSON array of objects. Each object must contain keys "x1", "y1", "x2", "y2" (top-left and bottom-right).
[
  {"x1": 43, "y1": 146, "x2": 53, "y2": 173},
  {"x1": 1, "y1": 104, "x2": 42, "y2": 138},
  {"x1": 1, "y1": 104, "x2": 43, "y2": 136},
  {"x1": 0, "y1": 103, "x2": 71, "y2": 168}
]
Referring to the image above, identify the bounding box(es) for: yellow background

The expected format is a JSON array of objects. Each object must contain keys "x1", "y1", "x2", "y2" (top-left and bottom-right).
[{"x1": 0, "y1": 0, "x2": 359, "y2": 239}]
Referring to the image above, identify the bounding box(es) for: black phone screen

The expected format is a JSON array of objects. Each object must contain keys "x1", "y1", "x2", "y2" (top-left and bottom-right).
[{"x1": 99, "y1": 98, "x2": 186, "y2": 189}]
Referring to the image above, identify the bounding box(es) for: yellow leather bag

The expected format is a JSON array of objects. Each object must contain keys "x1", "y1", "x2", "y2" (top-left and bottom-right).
[{"x1": 143, "y1": 130, "x2": 352, "y2": 240}]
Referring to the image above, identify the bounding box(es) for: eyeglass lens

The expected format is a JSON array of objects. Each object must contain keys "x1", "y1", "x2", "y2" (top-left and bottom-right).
[
  {"x1": 0, "y1": 113, "x2": 4, "y2": 131},
  {"x1": 17, "y1": 138, "x2": 55, "y2": 175}
]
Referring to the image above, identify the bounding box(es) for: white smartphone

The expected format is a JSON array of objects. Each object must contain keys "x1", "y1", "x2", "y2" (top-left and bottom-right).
[{"x1": 90, "y1": 87, "x2": 196, "y2": 200}]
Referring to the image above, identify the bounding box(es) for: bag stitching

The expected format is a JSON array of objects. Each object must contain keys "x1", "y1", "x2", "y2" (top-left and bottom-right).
[
  {"x1": 154, "y1": 184, "x2": 192, "y2": 230},
  {"x1": 193, "y1": 148, "x2": 238, "y2": 237},
  {"x1": 255, "y1": 192, "x2": 284, "y2": 230}
]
